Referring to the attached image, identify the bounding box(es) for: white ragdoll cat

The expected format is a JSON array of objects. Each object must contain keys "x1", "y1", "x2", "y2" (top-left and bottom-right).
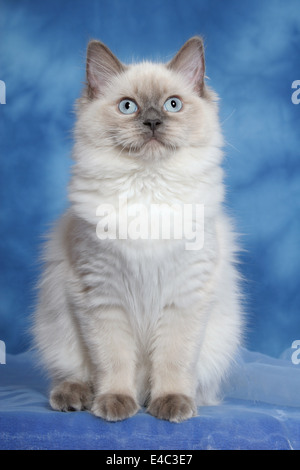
[{"x1": 33, "y1": 37, "x2": 243, "y2": 422}]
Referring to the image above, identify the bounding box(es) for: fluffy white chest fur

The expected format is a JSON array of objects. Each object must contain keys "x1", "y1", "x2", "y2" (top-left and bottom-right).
[{"x1": 33, "y1": 37, "x2": 243, "y2": 422}]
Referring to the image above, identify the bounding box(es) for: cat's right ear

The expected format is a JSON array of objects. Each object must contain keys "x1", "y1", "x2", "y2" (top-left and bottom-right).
[{"x1": 86, "y1": 41, "x2": 125, "y2": 99}]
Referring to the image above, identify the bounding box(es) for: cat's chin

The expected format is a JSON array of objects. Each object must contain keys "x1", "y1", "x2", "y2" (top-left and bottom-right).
[{"x1": 126, "y1": 137, "x2": 176, "y2": 161}]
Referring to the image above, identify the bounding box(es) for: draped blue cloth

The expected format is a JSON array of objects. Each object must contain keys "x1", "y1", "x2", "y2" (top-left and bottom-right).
[{"x1": 1, "y1": 349, "x2": 300, "y2": 450}]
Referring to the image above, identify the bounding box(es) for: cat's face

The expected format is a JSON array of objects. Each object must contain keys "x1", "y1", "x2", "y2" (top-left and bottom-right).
[{"x1": 76, "y1": 38, "x2": 220, "y2": 162}]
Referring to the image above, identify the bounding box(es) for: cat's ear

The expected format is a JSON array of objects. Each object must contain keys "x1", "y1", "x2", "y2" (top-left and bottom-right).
[
  {"x1": 86, "y1": 40, "x2": 125, "y2": 99},
  {"x1": 168, "y1": 37, "x2": 205, "y2": 96}
]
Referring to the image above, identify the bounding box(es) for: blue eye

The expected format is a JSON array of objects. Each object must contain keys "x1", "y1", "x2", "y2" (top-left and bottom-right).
[
  {"x1": 164, "y1": 97, "x2": 183, "y2": 113},
  {"x1": 118, "y1": 99, "x2": 138, "y2": 114}
]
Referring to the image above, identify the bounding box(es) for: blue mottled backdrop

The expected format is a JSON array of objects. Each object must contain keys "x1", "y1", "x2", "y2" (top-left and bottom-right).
[{"x1": 0, "y1": 0, "x2": 299, "y2": 357}]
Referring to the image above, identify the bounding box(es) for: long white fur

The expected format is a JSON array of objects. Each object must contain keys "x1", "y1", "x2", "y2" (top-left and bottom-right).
[{"x1": 33, "y1": 41, "x2": 243, "y2": 414}]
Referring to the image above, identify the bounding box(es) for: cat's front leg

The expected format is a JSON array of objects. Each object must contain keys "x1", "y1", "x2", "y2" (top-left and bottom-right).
[
  {"x1": 148, "y1": 306, "x2": 205, "y2": 422},
  {"x1": 83, "y1": 307, "x2": 140, "y2": 421}
]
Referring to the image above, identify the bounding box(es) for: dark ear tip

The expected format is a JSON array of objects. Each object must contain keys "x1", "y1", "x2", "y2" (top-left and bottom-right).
[
  {"x1": 188, "y1": 35, "x2": 204, "y2": 43},
  {"x1": 186, "y1": 36, "x2": 205, "y2": 51},
  {"x1": 87, "y1": 39, "x2": 104, "y2": 55},
  {"x1": 87, "y1": 39, "x2": 100, "y2": 46}
]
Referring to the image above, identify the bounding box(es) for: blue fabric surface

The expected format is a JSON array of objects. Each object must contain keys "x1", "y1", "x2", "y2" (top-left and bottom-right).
[{"x1": 0, "y1": 349, "x2": 300, "y2": 450}]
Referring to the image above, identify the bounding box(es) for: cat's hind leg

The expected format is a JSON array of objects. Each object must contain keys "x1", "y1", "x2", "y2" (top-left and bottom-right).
[
  {"x1": 34, "y1": 261, "x2": 93, "y2": 413},
  {"x1": 50, "y1": 381, "x2": 93, "y2": 412}
]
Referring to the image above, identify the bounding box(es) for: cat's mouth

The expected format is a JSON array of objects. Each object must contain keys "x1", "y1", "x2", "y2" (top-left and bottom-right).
[
  {"x1": 127, "y1": 135, "x2": 166, "y2": 152},
  {"x1": 145, "y1": 136, "x2": 164, "y2": 146},
  {"x1": 143, "y1": 135, "x2": 179, "y2": 154},
  {"x1": 141, "y1": 135, "x2": 174, "y2": 155},
  {"x1": 116, "y1": 133, "x2": 177, "y2": 159}
]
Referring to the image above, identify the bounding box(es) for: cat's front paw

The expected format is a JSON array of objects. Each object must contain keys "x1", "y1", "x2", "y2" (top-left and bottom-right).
[
  {"x1": 148, "y1": 394, "x2": 196, "y2": 423},
  {"x1": 91, "y1": 393, "x2": 139, "y2": 421},
  {"x1": 50, "y1": 381, "x2": 93, "y2": 412}
]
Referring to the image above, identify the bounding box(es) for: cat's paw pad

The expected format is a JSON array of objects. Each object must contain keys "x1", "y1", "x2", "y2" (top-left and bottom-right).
[
  {"x1": 148, "y1": 394, "x2": 196, "y2": 422},
  {"x1": 91, "y1": 393, "x2": 139, "y2": 421},
  {"x1": 50, "y1": 381, "x2": 93, "y2": 412}
]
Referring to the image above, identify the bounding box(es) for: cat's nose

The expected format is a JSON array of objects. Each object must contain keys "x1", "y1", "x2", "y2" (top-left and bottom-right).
[{"x1": 143, "y1": 119, "x2": 162, "y2": 132}]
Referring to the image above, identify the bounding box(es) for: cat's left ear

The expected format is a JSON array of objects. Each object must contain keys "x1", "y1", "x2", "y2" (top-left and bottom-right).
[
  {"x1": 168, "y1": 37, "x2": 205, "y2": 96},
  {"x1": 86, "y1": 40, "x2": 125, "y2": 99}
]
